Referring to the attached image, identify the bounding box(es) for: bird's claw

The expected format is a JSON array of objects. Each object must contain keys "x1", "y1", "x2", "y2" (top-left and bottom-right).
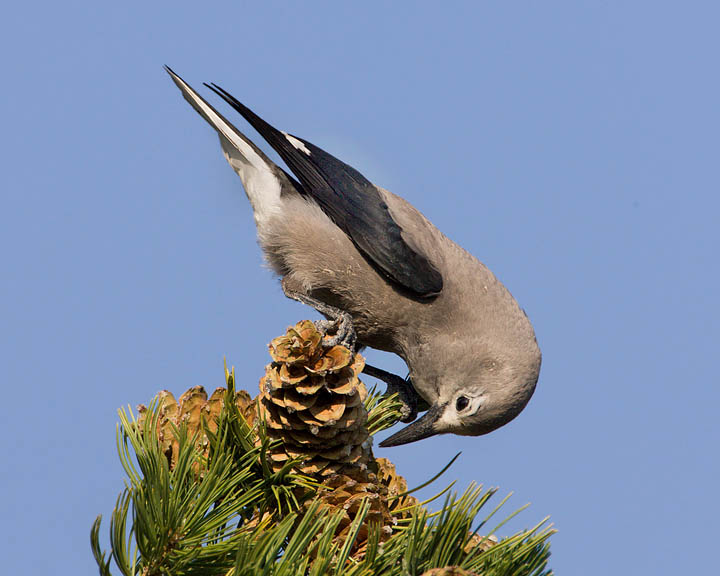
[
  {"x1": 280, "y1": 280, "x2": 358, "y2": 351},
  {"x1": 363, "y1": 364, "x2": 419, "y2": 423},
  {"x1": 388, "y1": 382, "x2": 418, "y2": 423},
  {"x1": 315, "y1": 311, "x2": 357, "y2": 351}
]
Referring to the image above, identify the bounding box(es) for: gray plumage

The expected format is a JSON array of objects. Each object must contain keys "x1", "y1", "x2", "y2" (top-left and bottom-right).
[{"x1": 166, "y1": 67, "x2": 541, "y2": 447}]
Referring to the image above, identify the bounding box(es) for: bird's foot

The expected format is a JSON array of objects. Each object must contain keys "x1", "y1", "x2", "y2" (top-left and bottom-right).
[
  {"x1": 363, "y1": 364, "x2": 421, "y2": 423},
  {"x1": 313, "y1": 311, "x2": 356, "y2": 350},
  {"x1": 281, "y1": 279, "x2": 358, "y2": 351}
]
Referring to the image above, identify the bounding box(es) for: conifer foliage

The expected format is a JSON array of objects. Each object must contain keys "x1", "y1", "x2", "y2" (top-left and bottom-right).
[{"x1": 92, "y1": 321, "x2": 554, "y2": 575}]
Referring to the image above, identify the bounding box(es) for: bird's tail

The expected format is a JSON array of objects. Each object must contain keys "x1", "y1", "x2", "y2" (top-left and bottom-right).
[{"x1": 165, "y1": 66, "x2": 290, "y2": 226}]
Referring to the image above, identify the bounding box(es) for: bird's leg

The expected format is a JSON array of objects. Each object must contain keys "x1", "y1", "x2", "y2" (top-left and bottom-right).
[
  {"x1": 363, "y1": 364, "x2": 422, "y2": 423},
  {"x1": 281, "y1": 279, "x2": 357, "y2": 350}
]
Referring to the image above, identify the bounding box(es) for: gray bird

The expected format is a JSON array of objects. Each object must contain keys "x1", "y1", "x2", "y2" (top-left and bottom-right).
[{"x1": 166, "y1": 67, "x2": 541, "y2": 447}]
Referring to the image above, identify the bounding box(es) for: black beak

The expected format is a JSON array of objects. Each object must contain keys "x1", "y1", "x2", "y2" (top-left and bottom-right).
[{"x1": 379, "y1": 403, "x2": 445, "y2": 447}]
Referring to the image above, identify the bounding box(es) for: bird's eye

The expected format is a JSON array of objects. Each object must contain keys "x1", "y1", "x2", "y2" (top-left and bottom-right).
[{"x1": 456, "y1": 396, "x2": 470, "y2": 411}]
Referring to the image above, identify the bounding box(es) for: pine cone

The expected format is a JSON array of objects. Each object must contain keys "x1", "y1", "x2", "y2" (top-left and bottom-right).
[
  {"x1": 464, "y1": 532, "x2": 499, "y2": 554},
  {"x1": 258, "y1": 320, "x2": 371, "y2": 477},
  {"x1": 138, "y1": 385, "x2": 255, "y2": 470},
  {"x1": 374, "y1": 457, "x2": 419, "y2": 518},
  {"x1": 420, "y1": 568, "x2": 479, "y2": 576},
  {"x1": 311, "y1": 467, "x2": 394, "y2": 553},
  {"x1": 259, "y1": 321, "x2": 400, "y2": 553}
]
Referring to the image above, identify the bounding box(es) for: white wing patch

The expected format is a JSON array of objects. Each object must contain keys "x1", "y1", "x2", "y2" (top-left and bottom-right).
[
  {"x1": 167, "y1": 69, "x2": 282, "y2": 226},
  {"x1": 283, "y1": 132, "x2": 311, "y2": 155}
]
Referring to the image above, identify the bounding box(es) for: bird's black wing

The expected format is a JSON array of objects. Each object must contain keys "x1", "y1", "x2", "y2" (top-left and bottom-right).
[{"x1": 205, "y1": 83, "x2": 443, "y2": 298}]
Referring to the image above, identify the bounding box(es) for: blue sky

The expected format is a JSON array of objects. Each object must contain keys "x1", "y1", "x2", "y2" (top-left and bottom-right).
[{"x1": 2, "y1": 2, "x2": 718, "y2": 574}]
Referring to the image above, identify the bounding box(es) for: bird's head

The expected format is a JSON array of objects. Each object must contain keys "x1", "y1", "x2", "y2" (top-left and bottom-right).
[{"x1": 379, "y1": 337, "x2": 541, "y2": 447}]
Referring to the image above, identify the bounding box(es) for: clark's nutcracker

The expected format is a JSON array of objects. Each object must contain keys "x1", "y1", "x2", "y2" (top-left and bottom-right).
[{"x1": 166, "y1": 68, "x2": 541, "y2": 447}]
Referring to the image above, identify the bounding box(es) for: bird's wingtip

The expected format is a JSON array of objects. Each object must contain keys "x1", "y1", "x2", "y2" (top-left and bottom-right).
[{"x1": 164, "y1": 65, "x2": 183, "y2": 83}]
